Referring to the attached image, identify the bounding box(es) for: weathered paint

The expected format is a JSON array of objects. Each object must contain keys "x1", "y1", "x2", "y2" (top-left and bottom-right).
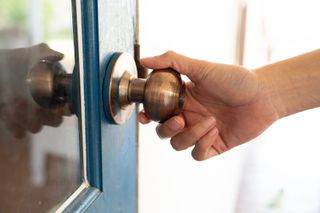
[{"x1": 62, "y1": 0, "x2": 137, "y2": 212}]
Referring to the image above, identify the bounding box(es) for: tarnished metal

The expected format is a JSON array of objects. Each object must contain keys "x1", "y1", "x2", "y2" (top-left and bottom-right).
[
  {"x1": 134, "y1": 44, "x2": 148, "y2": 78},
  {"x1": 27, "y1": 60, "x2": 72, "y2": 109},
  {"x1": 28, "y1": 53, "x2": 185, "y2": 125},
  {"x1": 129, "y1": 78, "x2": 145, "y2": 103},
  {"x1": 142, "y1": 69, "x2": 185, "y2": 122},
  {"x1": 107, "y1": 52, "x2": 185, "y2": 124},
  {"x1": 107, "y1": 53, "x2": 138, "y2": 124},
  {"x1": 134, "y1": 0, "x2": 148, "y2": 78}
]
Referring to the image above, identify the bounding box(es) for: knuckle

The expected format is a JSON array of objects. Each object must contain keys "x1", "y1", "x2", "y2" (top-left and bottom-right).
[
  {"x1": 188, "y1": 128, "x2": 200, "y2": 140},
  {"x1": 37, "y1": 43, "x2": 49, "y2": 52},
  {"x1": 38, "y1": 42, "x2": 46, "y2": 48},
  {"x1": 164, "y1": 50, "x2": 175, "y2": 57},
  {"x1": 197, "y1": 137, "x2": 211, "y2": 149},
  {"x1": 39, "y1": 42, "x2": 47, "y2": 47}
]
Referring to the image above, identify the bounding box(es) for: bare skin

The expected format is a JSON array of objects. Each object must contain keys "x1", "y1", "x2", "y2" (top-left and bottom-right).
[{"x1": 138, "y1": 50, "x2": 320, "y2": 161}]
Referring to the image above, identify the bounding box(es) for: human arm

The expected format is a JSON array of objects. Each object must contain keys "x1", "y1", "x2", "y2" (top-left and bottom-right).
[
  {"x1": 138, "y1": 50, "x2": 320, "y2": 161},
  {"x1": 256, "y1": 50, "x2": 320, "y2": 118}
]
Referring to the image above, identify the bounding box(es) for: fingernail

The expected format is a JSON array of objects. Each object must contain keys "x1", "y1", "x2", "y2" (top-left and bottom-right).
[
  {"x1": 168, "y1": 117, "x2": 183, "y2": 131},
  {"x1": 156, "y1": 125, "x2": 167, "y2": 140},
  {"x1": 191, "y1": 148, "x2": 198, "y2": 159},
  {"x1": 202, "y1": 117, "x2": 216, "y2": 129}
]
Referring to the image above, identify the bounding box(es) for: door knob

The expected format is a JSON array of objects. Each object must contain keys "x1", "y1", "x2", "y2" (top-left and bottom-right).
[
  {"x1": 27, "y1": 60, "x2": 76, "y2": 114},
  {"x1": 27, "y1": 52, "x2": 185, "y2": 125},
  {"x1": 103, "y1": 52, "x2": 185, "y2": 125}
]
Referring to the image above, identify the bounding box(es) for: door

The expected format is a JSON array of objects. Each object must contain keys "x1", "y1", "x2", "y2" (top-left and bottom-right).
[
  {"x1": 0, "y1": 0, "x2": 138, "y2": 212},
  {"x1": 63, "y1": 0, "x2": 138, "y2": 212}
]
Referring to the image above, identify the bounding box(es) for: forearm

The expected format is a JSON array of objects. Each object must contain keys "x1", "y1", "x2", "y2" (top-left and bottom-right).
[{"x1": 255, "y1": 50, "x2": 320, "y2": 119}]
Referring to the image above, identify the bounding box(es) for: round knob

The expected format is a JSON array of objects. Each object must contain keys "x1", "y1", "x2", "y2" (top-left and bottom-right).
[
  {"x1": 27, "y1": 60, "x2": 72, "y2": 109},
  {"x1": 134, "y1": 69, "x2": 185, "y2": 122},
  {"x1": 104, "y1": 52, "x2": 185, "y2": 124}
]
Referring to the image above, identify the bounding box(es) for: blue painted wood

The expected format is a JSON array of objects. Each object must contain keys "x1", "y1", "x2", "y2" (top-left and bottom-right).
[
  {"x1": 79, "y1": 0, "x2": 103, "y2": 190},
  {"x1": 70, "y1": 0, "x2": 81, "y2": 118},
  {"x1": 95, "y1": 0, "x2": 138, "y2": 211},
  {"x1": 64, "y1": 0, "x2": 138, "y2": 212},
  {"x1": 101, "y1": 52, "x2": 122, "y2": 124}
]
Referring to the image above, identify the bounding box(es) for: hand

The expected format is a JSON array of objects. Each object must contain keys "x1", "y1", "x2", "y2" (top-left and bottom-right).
[
  {"x1": 139, "y1": 51, "x2": 279, "y2": 161},
  {"x1": 0, "y1": 43, "x2": 68, "y2": 138}
]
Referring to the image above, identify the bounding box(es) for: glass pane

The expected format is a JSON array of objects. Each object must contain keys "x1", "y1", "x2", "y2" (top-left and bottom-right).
[{"x1": 0, "y1": 0, "x2": 82, "y2": 212}]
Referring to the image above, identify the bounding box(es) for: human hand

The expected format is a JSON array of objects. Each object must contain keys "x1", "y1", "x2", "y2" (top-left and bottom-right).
[
  {"x1": 139, "y1": 51, "x2": 279, "y2": 161},
  {"x1": 0, "y1": 43, "x2": 69, "y2": 138}
]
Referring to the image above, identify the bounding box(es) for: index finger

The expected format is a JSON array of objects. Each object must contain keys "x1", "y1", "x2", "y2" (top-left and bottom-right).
[{"x1": 140, "y1": 51, "x2": 211, "y2": 83}]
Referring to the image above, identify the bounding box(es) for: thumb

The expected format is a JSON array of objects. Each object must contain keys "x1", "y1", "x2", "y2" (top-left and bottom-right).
[{"x1": 140, "y1": 51, "x2": 210, "y2": 83}]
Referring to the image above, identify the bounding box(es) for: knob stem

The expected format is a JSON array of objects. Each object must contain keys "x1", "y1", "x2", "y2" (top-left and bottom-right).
[
  {"x1": 28, "y1": 60, "x2": 72, "y2": 109},
  {"x1": 55, "y1": 73, "x2": 72, "y2": 102},
  {"x1": 129, "y1": 78, "x2": 146, "y2": 103}
]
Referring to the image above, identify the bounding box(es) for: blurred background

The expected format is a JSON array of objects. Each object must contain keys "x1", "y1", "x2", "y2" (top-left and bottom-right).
[{"x1": 138, "y1": 0, "x2": 320, "y2": 212}]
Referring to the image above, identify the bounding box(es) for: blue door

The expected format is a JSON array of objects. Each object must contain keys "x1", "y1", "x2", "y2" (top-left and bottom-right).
[
  {"x1": 60, "y1": 0, "x2": 138, "y2": 212},
  {"x1": 0, "y1": 0, "x2": 137, "y2": 212}
]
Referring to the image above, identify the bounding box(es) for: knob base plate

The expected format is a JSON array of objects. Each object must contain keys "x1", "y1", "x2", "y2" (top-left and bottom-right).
[{"x1": 103, "y1": 52, "x2": 137, "y2": 124}]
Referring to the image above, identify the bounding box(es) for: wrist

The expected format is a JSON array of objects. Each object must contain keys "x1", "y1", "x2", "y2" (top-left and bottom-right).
[
  {"x1": 255, "y1": 50, "x2": 320, "y2": 119},
  {"x1": 255, "y1": 66, "x2": 288, "y2": 120}
]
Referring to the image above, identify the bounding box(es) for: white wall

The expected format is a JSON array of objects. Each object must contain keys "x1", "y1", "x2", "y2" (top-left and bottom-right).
[
  {"x1": 139, "y1": 1, "x2": 320, "y2": 212},
  {"x1": 138, "y1": 1, "x2": 247, "y2": 212},
  {"x1": 236, "y1": 0, "x2": 320, "y2": 212}
]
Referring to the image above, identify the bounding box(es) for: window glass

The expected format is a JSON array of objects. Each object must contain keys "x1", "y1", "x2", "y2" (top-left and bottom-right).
[{"x1": 0, "y1": 0, "x2": 82, "y2": 212}]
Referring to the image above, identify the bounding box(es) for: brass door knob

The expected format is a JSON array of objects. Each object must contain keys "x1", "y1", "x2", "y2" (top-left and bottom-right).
[
  {"x1": 27, "y1": 60, "x2": 72, "y2": 109},
  {"x1": 104, "y1": 52, "x2": 185, "y2": 125},
  {"x1": 27, "y1": 60, "x2": 79, "y2": 116}
]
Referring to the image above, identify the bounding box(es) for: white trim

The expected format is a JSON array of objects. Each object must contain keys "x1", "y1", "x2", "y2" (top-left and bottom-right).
[
  {"x1": 55, "y1": 182, "x2": 89, "y2": 213},
  {"x1": 55, "y1": 0, "x2": 89, "y2": 211},
  {"x1": 75, "y1": 0, "x2": 89, "y2": 185}
]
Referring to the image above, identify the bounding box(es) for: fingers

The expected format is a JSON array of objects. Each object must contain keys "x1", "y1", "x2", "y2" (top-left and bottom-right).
[
  {"x1": 156, "y1": 115, "x2": 185, "y2": 139},
  {"x1": 191, "y1": 128, "x2": 219, "y2": 161},
  {"x1": 37, "y1": 43, "x2": 64, "y2": 61},
  {"x1": 170, "y1": 117, "x2": 216, "y2": 151},
  {"x1": 140, "y1": 51, "x2": 210, "y2": 83},
  {"x1": 37, "y1": 109, "x2": 63, "y2": 127},
  {"x1": 156, "y1": 115, "x2": 228, "y2": 161},
  {"x1": 192, "y1": 128, "x2": 229, "y2": 161},
  {"x1": 138, "y1": 112, "x2": 186, "y2": 139},
  {"x1": 138, "y1": 111, "x2": 151, "y2": 124},
  {"x1": 29, "y1": 43, "x2": 64, "y2": 62},
  {"x1": 1, "y1": 100, "x2": 61, "y2": 137},
  {"x1": 13, "y1": 100, "x2": 43, "y2": 133}
]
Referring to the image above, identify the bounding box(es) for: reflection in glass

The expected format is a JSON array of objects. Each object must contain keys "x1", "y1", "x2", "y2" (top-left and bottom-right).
[{"x1": 0, "y1": 0, "x2": 82, "y2": 212}]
